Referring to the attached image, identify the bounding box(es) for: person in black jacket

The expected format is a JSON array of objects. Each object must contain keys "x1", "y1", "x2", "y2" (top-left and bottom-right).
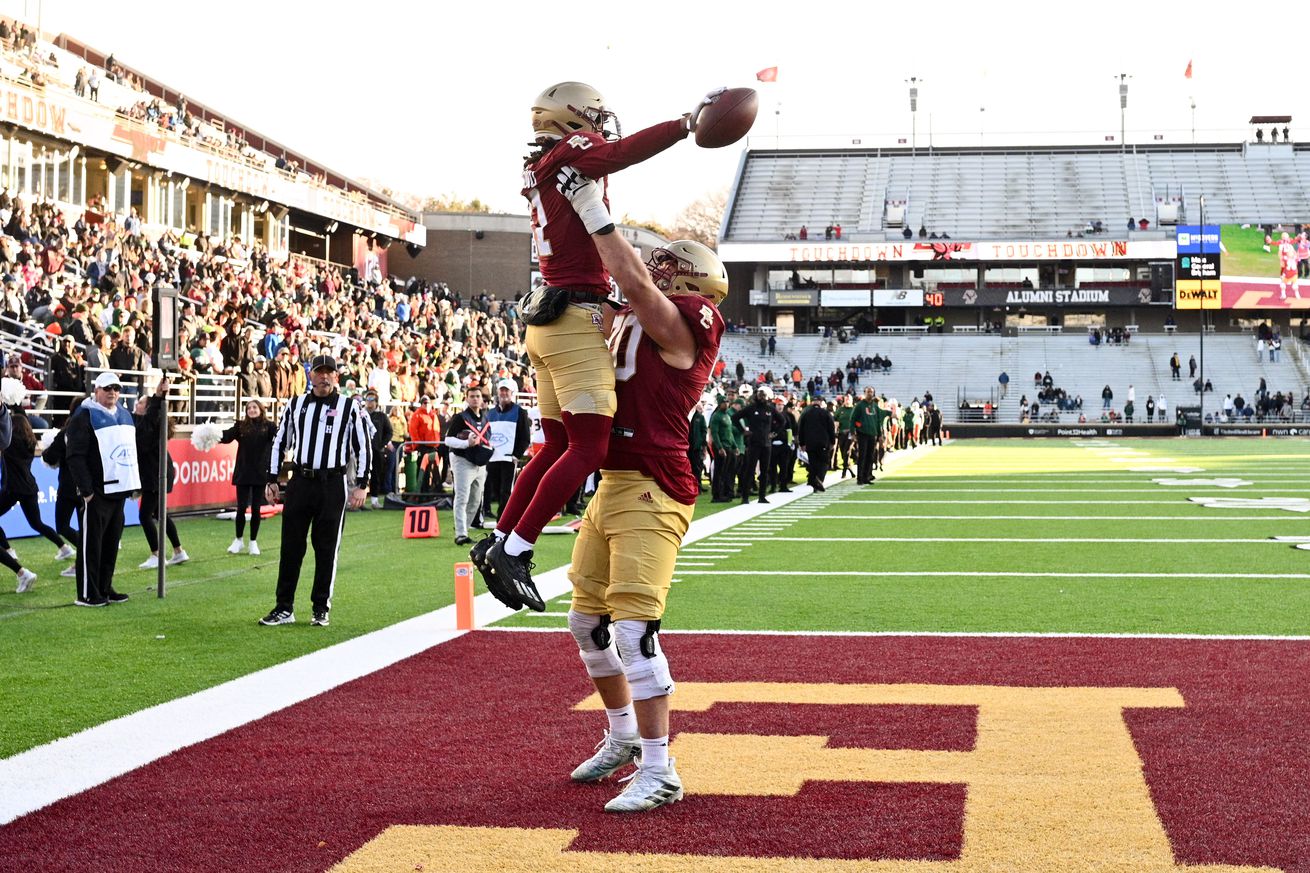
[
  {"x1": 220, "y1": 399, "x2": 276, "y2": 555},
  {"x1": 0, "y1": 408, "x2": 58, "y2": 592},
  {"x1": 732, "y1": 386, "x2": 778, "y2": 504},
  {"x1": 797, "y1": 396, "x2": 837, "y2": 491},
  {"x1": 40, "y1": 404, "x2": 84, "y2": 580},
  {"x1": 133, "y1": 378, "x2": 188, "y2": 570},
  {"x1": 363, "y1": 392, "x2": 392, "y2": 509}
]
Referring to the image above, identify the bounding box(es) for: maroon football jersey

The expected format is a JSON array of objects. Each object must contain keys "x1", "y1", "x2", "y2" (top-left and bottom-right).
[
  {"x1": 605, "y1": 293, "x2": 725, "y2": 504},
  {"x1": 522, "y1": 120, "x2": 687, "y2": 295}
]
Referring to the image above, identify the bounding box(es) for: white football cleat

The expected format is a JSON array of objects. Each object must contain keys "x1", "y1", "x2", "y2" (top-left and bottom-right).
[
  {"x1": 55, "y1": 544, "x2": 75, "y2": 561},
  {"x1": 604, "y1": 758, "x2": 683, "y2": 813},
  {"x1": 15, "y1": 568, "x2": 36, "y2": 593},
  {"x1": 571, "y1": 730, "x2": 641, "y2": 782},
  {"x1": 227, "y1": 538, "x2": 244, "y2": 554},
  {"x1": 248, "y1": 541, "x2": 261, "y2": 556}
]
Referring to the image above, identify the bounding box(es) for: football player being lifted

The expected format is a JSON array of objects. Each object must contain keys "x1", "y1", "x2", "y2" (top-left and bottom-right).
[
  {"x1": 474, "y1": 82, "x2": 724, "y2": 612},
  {"x1": 551, "y1": 169, "x2": 726, "y2": 812}
]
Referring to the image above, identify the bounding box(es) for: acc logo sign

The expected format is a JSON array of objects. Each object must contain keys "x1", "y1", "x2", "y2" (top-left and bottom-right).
[{"x1": 337, "y1": 682, "x2": 1274, "y2": 872}]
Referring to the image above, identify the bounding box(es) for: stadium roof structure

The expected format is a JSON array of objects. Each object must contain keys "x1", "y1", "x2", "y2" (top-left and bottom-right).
[{"x1": 722, "y1": 142, "x2": 1310, "y2": 244}]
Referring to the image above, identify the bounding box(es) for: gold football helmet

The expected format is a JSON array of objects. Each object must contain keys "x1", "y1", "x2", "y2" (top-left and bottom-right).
[
  {"x1": 531, "y1": 82, "x2": 620, "y2": 142},
  {"x1": 645, "y1": 240, "x2": 729, "y2": 305}
]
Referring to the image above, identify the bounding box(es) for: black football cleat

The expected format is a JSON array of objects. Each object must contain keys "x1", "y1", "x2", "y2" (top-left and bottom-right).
[
  {"x1": 485, "y1": 539, "x2": 545, "y2": 612},
  {"x1": 471, "y1": 534, "x2": 521, "y2": 610}
]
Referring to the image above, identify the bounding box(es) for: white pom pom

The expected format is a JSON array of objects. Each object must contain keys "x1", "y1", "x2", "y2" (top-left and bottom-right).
[
  {"x1": 191, "y1": 422, "x2": 223, "y2": 452},
  {"x1": 37, "y1": 428, "x2": 55, "y2": 464},
  {"x1": 0, "y1": 377, "x2": 25, "y2": 407}
]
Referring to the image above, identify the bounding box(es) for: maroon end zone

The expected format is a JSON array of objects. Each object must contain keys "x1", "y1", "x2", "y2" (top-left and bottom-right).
[{"x1": 0, "y1": 632, "x2": 1307, "y2": 872}]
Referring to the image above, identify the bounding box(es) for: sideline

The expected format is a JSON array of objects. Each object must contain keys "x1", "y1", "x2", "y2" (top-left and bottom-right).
[{"x1": 0, "y1": 443, "x2": 937, "y2": 825}]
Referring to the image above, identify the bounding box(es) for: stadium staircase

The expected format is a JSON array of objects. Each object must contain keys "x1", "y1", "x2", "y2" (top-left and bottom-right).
[{"x1": 719, "y1": 333, "x2": 1308, "y2": 422}]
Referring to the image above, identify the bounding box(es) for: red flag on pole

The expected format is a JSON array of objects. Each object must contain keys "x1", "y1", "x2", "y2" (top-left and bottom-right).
[
  {"x1": 1184, "y1": 60, "x2": 1193, "y2": 79},
  {"x1": 756, "y1": 66, "x2": 778, "y2": 83}
]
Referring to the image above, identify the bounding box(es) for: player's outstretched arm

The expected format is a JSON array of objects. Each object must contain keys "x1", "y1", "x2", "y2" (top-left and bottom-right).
[{"x1": 557, "y1": 168, "x2": 696, "y2": 368}]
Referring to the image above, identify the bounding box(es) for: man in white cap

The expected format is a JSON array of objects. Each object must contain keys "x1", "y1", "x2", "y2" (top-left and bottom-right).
[
  {"x1": 65, "y1": 371, "x2": 143, "y2": 606},
  {"x1": 482, "y1": 378, "x2": 532, "y2": 523}
]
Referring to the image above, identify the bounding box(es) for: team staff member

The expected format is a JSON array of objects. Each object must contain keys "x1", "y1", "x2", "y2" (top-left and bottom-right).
[
  {"x1": 443, "y1": 388, "x2": 493, "y2": 546},
  {"x1": 708, "y1": 396, "x2": 736, "y2": 503},
  {"x1": 767, "y1": 397, "x2": 795, "y2": 494},
  {"x1": 407, "y1": 396, "x2": 440, "y2": 494},
  {"x1": 798, "y1": 396, "x2": 836, "y2": 491},
  {"x1": 259, "y1": 355, "x2": 371, "y2": 628},
  {"x1": 688, "y1": 400, "x2": 708, "y2": 493},
  {"x1": 40, "y1": 404, "x2": 85, "y2": 581},
  {"x1": 363, "y1": 392, "x2": 393, "y2": 509},
  {"x1": 557, "y1": 211, "x2": 727, "y2": 811},
  {"x1": 483, "y1": 379, "x2": 531, "y2": 521},
  {"x1": 220, "y1": 400, "x2": 277, "y2": 555},
  {"x1": 66, "y1": 371, "x2": 142, "y2": 607},
  {"x1": 834, "y1": 394, "x2": 854, "y2": 478},
  {"x1": 852, "y1": 387, "x2": 879, "y2": 485},
  {"x1": 733, "y1": 386, "x2": 777, "y2": 504}
]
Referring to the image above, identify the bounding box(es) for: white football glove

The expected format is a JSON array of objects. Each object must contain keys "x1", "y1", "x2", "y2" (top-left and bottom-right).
[
  {"x1": 685, "y1": 87, "x2": 728, "y2": 132},
  {"x1": 555, "y1": 166, "x2": 613, "y2": 235}
]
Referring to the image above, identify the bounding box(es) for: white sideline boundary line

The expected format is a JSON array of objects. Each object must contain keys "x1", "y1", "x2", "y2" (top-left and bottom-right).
[
  {"x1": 725, "y1": 537, "x2": 1289, "y2": 545},
  {"x1": 670, "y1": 571, "x2": 1310, "y2": 579},
  {"x1": 0, "y1": 443, "x2": 938, "y2": 825},
  {"x1": 803, "y1": 515, "x2": 1308, "y2": 521},
  {"x1": 482, "y1": 626, "x2": 1310, "y2": 642}
]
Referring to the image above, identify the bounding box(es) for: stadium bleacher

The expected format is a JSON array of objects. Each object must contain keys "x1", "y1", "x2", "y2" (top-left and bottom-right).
[
  {"x1": 724, "y1": 144, "x2": 1310, "y2": 241},
  {"x1": 719, "y1": 332, "x2": 1308, "y2": 423}
]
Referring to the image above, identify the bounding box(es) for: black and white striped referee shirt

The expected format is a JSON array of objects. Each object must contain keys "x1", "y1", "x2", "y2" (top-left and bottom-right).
[{"x1": 269, "y1": 391, "x2": 373, "y2": 488}]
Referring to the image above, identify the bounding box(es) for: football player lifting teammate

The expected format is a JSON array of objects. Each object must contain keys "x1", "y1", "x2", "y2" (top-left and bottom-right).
[
  {"x1": 554, "y1": 172, "x2": 726, "y2": 812},
  {"x1": 474, "y1": 81, "x2": 726, "y2": 612}
]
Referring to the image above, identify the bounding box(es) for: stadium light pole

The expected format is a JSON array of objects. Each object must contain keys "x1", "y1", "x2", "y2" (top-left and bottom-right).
[
  {"x1": 1117, "y1": 73, "x2": 1131, "y2": 152},
  {"x1": 906, "y1": 77, "x2": 920, "y2": 156},
  {"x1": 1198, "y1": 194, "x2": 1206, "y2": 430}
]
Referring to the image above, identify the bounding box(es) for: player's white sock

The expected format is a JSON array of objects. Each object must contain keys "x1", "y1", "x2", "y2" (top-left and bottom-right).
[
  {"x1": 504, "y1": 532, "x2": 535, "y2": 556},
  {"x1": 606, "y1": 704, "x2": 637, "y2": 739},
  {"x1": 641, "y1": 735, "x2": 670, "y2": 771},
  {"x1": 492, "y1": 528, "x2": 506, "y2": 540}
]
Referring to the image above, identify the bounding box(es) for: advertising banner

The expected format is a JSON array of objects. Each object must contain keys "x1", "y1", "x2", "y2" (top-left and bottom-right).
[
  {"x1": 769, "y1": 290, "x2": 819, "y2": 307},
  {"x1": 945, "y1": 424, "x2": 1176, "y2": 438},
  {"x1": 168, "y1": 438, "x2": 238, "y2": 511},
  {"x1": 941, "y1": 287, "x2": 1155, "y2": 307},
  {"x1": 820, "y1": 289, "x2": 871, "y2": 307},
  {"x1": 720, "y1": 239, "x2": 1176, "y2": 264},
  {"x1": 1, "y1": 461, "x2": 141, "y2": 538}
]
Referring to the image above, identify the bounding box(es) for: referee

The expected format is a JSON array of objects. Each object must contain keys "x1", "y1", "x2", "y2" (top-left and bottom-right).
[{"x1": 259, "y1": 354, "x2": 372, "y2": 628}]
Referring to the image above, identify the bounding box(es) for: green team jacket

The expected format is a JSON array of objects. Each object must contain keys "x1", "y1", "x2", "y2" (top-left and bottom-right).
[
  {"x1": 710, "y1": 407, "x2": 737, "y2": 452},
  {"x1": 690, "y1": 409, "x2": 708, "y2": 451},
  {"x1": 834, "y1": 404, "x2": 854, "y2": 433},
  {"x1": 852, "y1": 399, "x2": 878, "y2": 434}
]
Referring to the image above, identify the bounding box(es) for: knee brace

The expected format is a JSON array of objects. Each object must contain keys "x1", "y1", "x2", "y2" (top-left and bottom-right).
[
  {"x1": 568, "y1": 610, "x2": 623, "y2": 678},
  {"x1": 615, "y1": 618, "x2": 675, "y2": 700}
]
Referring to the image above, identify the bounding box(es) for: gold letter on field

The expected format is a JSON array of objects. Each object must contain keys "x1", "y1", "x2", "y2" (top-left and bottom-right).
[{"x1": 335, "y1": 682, "x2": 1279, "y2": 873}]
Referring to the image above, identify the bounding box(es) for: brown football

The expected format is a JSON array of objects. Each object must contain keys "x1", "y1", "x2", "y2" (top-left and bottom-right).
[{"x1": 694, "y1": 88, "x2": 759, "y2": 148}]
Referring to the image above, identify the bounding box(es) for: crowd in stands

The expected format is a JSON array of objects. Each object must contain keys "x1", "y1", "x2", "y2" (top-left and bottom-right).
[{"x1": 0, "y1": 193, "x2": 531, "y2": 437}]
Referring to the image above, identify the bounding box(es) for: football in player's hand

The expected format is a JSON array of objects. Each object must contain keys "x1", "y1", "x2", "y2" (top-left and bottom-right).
[{"x1": 695, "y1": 88, "x2": 758, "y2": 148}]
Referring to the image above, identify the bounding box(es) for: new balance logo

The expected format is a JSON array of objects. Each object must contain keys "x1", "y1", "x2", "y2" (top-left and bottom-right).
[{"x1": 638, "y1": 491, "x2": 654, "y2": 504}]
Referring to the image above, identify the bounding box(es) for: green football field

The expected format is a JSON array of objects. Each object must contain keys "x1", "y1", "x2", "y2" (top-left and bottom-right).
[{"x1": 1, "y1": 438, "x2": 1307, "y2": 759}]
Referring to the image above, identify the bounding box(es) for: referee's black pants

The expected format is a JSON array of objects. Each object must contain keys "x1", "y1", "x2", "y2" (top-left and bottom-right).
[
  {"x1": 76, "y1": 495, "x2": 125, "y2": 603},
  {"x1": 856, "y1": 434, "x2": 877, "y2": 483},
  {"x1": 275, "y1": 473, "x2": 348, "y2": 615}
]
